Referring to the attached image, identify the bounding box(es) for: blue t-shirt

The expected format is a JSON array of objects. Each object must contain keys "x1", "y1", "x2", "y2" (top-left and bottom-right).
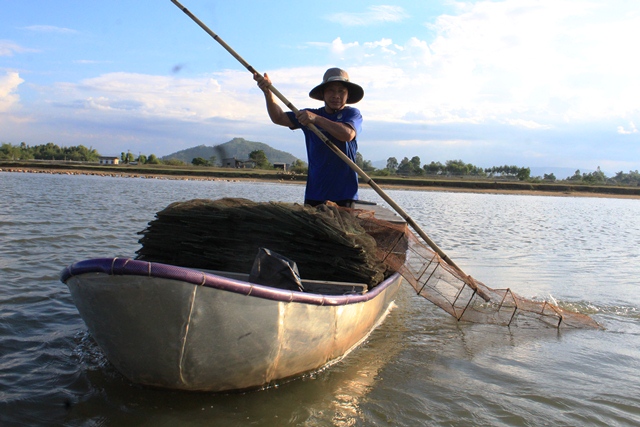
[{"x1": 286, "y1": 107, "x2": 362, "y2": 202}]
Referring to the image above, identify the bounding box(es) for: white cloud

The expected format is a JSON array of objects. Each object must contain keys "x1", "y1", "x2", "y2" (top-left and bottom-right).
[
  {"x1": 57, "y1": 72, "x2": 239, "y2": 120},
  {"x1": 73, "y1": 59, "x2": 112, "y2": 65},
  {"x1": 325, "y1": 5, "x2": 409, "y2": 26},
  {"x1": 5, "y1": 0, "x2": 640, "y2": 169},
  {"x1": 0, "y1": 40, "x2": 38, "y2": 56},
  {"x1": 506, "y1": 119, "x2": 552, "y2": 130},
  {"x1": 0, "y1": 71, "x2": 24, "y2": 112},
  {"x1": 330, "y1": 37, "x2": 360, "y2": 56},
  {"x1": 617, "y1": 122, "x2": 638, "y2": 135},
  {"x1": 23, "y1": 25, "x2": 77, "y2": 34},
  {"x1": 307, "y1": 0, "x2": 640, "y2": 133},
  {"x1": 393, "y1": 138, "x2": 472, "y2": 148},
  {"x1": 39, "y1": 69, "x2": 322, "y2": 127}
]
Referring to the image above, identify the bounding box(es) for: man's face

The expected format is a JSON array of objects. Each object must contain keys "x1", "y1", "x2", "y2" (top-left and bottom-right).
[{"x1": 323, "y1": 82, "x2": 349, "y2": 112}]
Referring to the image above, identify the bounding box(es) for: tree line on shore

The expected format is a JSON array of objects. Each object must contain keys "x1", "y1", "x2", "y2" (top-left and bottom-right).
[
  {"x1": 2, "y1": 142, "x2": 639, "y2": 186},
  {"x1": 1, "y1": 142, "x2": 101, "y2": 162},
  {"x1": 358, "y1": 155, "x2": 640, "y2": 186}
]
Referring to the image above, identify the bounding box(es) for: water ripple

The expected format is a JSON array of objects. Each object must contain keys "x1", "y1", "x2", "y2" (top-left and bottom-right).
[{"x1": 2, "y1": 172, "x2": 640, "y2": 426}]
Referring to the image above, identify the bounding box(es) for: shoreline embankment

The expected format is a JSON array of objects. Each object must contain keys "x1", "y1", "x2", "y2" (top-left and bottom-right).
[{"x1": 2, "y1": 162, "x2": 639, "y2": 200}]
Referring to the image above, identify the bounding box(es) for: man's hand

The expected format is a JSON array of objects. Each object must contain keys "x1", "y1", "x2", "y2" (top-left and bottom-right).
[
  {"x1": 253, "y1": 72, "x2": 293, "y2": 128},
  {"x1": 295, "y1": 110, "x2": 317, "y2": 126},
  {"x1": 253, "y1": 72, "x2": 272, "y2": 93}
]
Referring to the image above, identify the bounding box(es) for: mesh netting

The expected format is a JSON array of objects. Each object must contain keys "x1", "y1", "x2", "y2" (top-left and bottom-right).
[
  {"x1": 365, "y1": 219, "x2": 601, "y2": 329},
  {"x1": 136, "y1": 198, "x2": 600, "y2": 329}
]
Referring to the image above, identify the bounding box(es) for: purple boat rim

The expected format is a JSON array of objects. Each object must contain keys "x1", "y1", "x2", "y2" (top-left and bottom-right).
[{"x1": 60, "y1": 257, "x2": 401, "y2": 306}]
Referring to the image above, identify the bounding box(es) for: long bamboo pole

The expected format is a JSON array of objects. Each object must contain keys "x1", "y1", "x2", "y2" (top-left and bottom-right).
[{"x1": 170, "y1": 0, "x2": 490, "y2": 301}]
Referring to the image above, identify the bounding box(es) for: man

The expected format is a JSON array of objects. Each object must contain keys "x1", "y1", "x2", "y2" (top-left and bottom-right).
[{"x1": 254, "y1": 68, "x2": 364, "y2": 208}]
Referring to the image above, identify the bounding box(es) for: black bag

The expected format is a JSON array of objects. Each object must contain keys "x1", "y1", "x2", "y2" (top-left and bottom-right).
[{"x1": 248, "y1": 247, "x2": 304, "y2": 292}]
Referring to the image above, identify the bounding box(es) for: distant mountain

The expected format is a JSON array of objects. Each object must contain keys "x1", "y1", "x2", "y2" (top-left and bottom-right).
[{"x1": 162, "y1": 137, "x2": 300, "y2": 166}]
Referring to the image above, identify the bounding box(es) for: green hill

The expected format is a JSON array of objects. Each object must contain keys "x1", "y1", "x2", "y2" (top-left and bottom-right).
[{"x1": 162, "y1": 137, "x2": 300, "y2": 166}]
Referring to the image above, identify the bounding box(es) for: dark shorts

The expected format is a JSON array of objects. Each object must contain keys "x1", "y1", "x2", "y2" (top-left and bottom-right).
[{"x1": 305, "y1": 199, "x2": 355, "y2": 209}]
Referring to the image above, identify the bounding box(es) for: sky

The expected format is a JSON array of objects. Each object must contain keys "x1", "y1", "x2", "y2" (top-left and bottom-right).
[{"x1": 2, "y1": 0, "x2": 640, "y2": 176}]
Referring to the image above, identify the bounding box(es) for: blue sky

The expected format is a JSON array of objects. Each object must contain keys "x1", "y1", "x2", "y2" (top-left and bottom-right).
[{"x1": 2, "y1": 0, "x2": 639, "y2": 176}]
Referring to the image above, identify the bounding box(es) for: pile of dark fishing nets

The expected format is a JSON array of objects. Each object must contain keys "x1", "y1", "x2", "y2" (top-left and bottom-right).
[{"x1": 135, "y1": 198, "x2": 396, "y2": 286}]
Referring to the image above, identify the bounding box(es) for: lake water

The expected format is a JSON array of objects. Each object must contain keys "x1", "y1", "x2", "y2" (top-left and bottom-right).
[{"x1": 1, "y1": 172, "x2": 639, "y2": 426}]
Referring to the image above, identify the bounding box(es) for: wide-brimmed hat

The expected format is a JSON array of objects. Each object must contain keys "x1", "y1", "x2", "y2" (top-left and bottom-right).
[{"x1": 309, "y1": 68, "x2": 364, "y2": 104}]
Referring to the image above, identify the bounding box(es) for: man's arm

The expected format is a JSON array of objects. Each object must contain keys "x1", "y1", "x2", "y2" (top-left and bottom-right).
[
  {"x1": 296, "y1": 111, "x2": 357, "y2": 142},
  {"x1": 254, "y1": 72, "x2": 357, "y2": 142},
  {"x1": 253, "y1": 73, "x2": 293, "y2": 128}
]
